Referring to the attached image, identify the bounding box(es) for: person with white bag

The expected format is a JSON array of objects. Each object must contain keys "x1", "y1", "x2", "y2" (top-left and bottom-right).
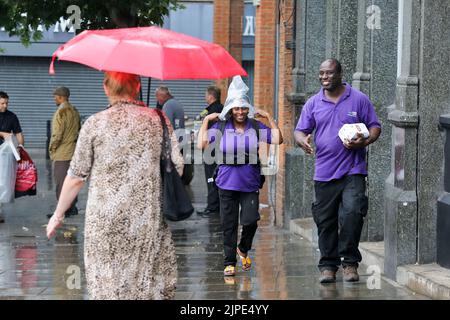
[
  {"x1": 294, "y1": 59, "x2": 381, "y2": 283},
  {"x1": 0, "y1": 91, "x2": 24, "y2": 223}
]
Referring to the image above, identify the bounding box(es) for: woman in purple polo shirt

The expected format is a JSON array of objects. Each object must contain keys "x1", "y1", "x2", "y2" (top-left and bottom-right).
[{"x1": 197, "y1": 77, "x2": 283, "y2": 276}]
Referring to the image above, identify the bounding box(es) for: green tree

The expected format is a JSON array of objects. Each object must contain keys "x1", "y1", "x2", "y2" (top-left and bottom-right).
[{"x1": 0, "y1": 0, "x2": 183, "y2": 46}]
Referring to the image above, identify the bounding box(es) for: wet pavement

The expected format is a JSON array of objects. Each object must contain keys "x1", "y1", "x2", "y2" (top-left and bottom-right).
[{"x1": 0, "y1": 149, "x2": 429, "y2": 300}]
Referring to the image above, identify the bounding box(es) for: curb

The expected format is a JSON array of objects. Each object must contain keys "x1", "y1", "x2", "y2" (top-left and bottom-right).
[
  {"x1": 397, "y1": 264, "x2": 450, "y2": 300},
  {"x1": 290, "y1": 218, "x2": 450, "y2": 300}
]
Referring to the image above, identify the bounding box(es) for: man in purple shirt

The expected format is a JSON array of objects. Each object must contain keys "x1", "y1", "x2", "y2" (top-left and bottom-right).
[{"x1": 294, "y1": 59, "x2": 381, "y2": 283}]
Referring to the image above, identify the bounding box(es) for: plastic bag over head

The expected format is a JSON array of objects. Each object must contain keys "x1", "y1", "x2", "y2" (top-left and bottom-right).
[{"x1": 219, "y1": 76, "x2": 255, "y2": 121}]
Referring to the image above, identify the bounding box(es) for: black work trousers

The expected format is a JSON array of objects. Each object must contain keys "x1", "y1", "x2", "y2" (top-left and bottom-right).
[
  {"x1": 218, "y1": 188, "x2": 260, "y2": 267},
  {"x1": 204, "y1": 163, "x2": 220, "y2": 211},
  {"x1": 312, "y1": 175, "x2": 368, "y2": 272}
]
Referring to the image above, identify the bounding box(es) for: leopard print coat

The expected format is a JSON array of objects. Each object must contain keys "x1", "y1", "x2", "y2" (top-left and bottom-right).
[{"x1": 68, "y1": 101, "x2": 183, "y2": 300}]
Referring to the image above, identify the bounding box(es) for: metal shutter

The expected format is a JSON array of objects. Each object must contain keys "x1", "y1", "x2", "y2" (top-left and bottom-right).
[
  {"x1": 0, "y1": 56, "x2": 212, "y2": 147},
  {"x1": 141, "y1": 77, "x2": 213, "y2": 117}
]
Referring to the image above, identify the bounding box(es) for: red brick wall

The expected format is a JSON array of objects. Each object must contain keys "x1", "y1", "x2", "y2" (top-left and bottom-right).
[
  {"x1": 214, "y1": 0, "x2": 296, "y2": 227},
  {"x1": 254, "y1": 0, "x2": 277, "y2": 207},
  {"x1": 254, "y1": 0, "x2": 295, "y2": 226},
  {"x1": 254, "y1": 0, "x2": 276, "y2": 113},
  {"x1": 213, "y1": 0, "x2": 244, "y2": 103},
  {"x1": 274, "y1": 0, "x2": 295, "y2": 227}
]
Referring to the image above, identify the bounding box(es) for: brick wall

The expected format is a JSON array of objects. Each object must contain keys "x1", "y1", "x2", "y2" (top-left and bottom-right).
[
  {"x1": 254, "y1": 0, "x2": 295, "y2": 226},
  {"x1": 213, "y1": 0, "x2": 244, "y2": 103},
  {"x1": 254, "y1": 0, "x2": 276, "y2": 113},
  {"x1": 213, "y1": 0, "x2": 296, "y2": 227},
  {"x1": 274, "y1": 0, "x2": 295, "y2": 227},
  {"x1": 254, "y1": 0, "x2": 277, "y2": 207}
]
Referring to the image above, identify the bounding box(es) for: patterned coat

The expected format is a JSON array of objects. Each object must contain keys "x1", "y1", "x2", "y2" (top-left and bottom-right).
[{"x1": 68, "y1": 101, "x2": 183, "y2": 300}]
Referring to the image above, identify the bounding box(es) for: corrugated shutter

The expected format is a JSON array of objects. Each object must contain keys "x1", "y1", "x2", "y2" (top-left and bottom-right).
[
  {"x1": 141, "y1": 77, "x2": 213, "y2": 117},
  {"x1": 0, "y1": 56, "x2": 212, "y2": 147}
]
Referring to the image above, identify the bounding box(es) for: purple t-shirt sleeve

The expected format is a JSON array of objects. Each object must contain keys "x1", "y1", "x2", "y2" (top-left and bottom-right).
[
  {"x1": 360, "y1": 96, "x2": 381, "y2": 129},
  {"x1": 257, "y1": 121, "x2": 272, "y2": 144},
  {"x1": 295, "y1": 99, "x2": 316, "y2": 134}
]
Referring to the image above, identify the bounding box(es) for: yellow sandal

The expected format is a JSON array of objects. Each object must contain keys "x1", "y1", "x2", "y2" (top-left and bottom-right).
[
  {"x1": 224, "y1": 265, "x2": 236, "y2": 276},
  {"x1": 237, "y1": 248, "x2": 252, "y2": 271}
]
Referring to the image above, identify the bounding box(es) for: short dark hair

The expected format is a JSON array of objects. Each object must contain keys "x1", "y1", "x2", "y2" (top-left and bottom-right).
[
  {"x1": 53, "y1": 86, "x2": 70, "y2": 98},
  {"x1": 206, "y1": 86, "x2": 221, "y2": 101},
  {"x1": 325, "y1": 58, "x2": 343, "y2": 74},
  {"x1": 0, "y1": 91, "x2": 9, "y2": 99}
]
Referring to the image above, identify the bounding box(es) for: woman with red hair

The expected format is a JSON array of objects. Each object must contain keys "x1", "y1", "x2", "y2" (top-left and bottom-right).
[{"x1": 46, "y1": 71, "x2": 183, "y2": 300}]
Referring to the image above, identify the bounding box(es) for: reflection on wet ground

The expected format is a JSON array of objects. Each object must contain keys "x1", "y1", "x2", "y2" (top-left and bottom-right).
[{"x1": 0, "y1": 150, "x2": 428, "y2": 300}]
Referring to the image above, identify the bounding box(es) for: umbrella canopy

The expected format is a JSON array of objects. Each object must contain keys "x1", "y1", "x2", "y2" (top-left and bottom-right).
[{"x1": 49, "y1": 26, "x2": 247, "y2": 80}]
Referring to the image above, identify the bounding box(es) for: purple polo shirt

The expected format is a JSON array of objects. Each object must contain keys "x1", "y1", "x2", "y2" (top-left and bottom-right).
[
  {"x1": 295, "y1": 83, "x2": 381, "y2": 182},
  {"x1": 208, "y1": 119, "x2": 272, "y2": 192}
]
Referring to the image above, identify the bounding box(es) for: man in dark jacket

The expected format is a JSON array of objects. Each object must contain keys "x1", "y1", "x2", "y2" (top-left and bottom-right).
[{"x1": 197, "y1": 86, "x2": 223, "y2": 217}]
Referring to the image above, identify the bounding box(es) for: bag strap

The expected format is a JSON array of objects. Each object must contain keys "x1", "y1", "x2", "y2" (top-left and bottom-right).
[
  {"x1": 218, "y1": 120, "x2": 227, "y2": 136},
  {"x1": 249, "y1": 119, "x2": 261, "y2": 166},
  {"x1": 249, "y1": 118, "x2": 260, "y2": 142},
  {"x1": 155, "y1": 109, "x2": 172, "y2": 164}
]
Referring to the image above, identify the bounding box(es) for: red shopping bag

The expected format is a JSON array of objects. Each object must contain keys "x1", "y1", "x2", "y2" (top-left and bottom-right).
[{"x1": 15, "y1": 147, "x2": 38, "y2": 198}]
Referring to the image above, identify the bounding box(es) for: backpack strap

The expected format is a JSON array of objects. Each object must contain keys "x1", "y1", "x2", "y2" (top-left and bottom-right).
[
  {"x1": 218, "y1": 120, "x2": 227, "y2": 136},
  {"x1": 249, "y1": 118, "x2": 260, "y2": 142},
  {"x1": 249, "y1": 118, "x2": 261, "y2": 166}
]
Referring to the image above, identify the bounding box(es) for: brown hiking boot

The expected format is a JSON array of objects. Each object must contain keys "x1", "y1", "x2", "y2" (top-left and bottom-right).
[
  {"x1": 319, "y1": 269, "x2": 337, "y2": 283},
  {"x1": 343, "y1": 265, "x2": 359, "y2": 282}
]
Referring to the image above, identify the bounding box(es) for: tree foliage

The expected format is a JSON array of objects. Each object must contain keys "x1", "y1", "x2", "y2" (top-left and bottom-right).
[{"x1": 0, "y1": 0, "x2": 183, "y2": 46}]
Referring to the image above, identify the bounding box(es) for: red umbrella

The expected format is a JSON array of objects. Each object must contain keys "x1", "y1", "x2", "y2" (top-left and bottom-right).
[{"x1": 49, "y1": 26, "x2": 247, "y2": 80}]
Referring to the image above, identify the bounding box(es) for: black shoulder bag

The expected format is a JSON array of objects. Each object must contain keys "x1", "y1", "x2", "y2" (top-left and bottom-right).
[{"x1": 156, "y1": 110, "x2": 194, "y2": 221}]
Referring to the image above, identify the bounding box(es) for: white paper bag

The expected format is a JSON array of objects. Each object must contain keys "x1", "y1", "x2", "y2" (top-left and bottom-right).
[{"x1": 338, "y1": 123, "x2": 369, "y2": 143}]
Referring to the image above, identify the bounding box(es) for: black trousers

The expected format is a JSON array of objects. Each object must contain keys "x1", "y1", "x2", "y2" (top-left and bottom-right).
[
  {"x1": 218, "y1": 188, "x2": 260, "y2": 267},
  {"x1": 204, "y1": 163, "x2": 220, "y2": 211},
  {"x1": 312, "y1": 175, "x2": 368, "y2": 272},
  {"x1": 54, "y1": 161, "x2": 77, "y2": 213}
]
